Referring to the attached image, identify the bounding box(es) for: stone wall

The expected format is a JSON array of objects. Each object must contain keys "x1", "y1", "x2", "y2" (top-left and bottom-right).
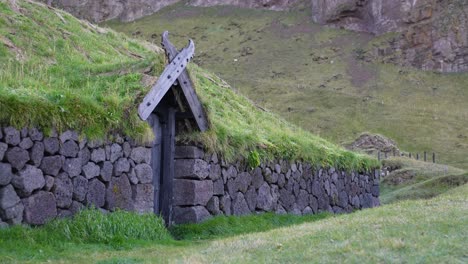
[
  {"x1": 172, "y1": 146, "x2": 380, "y2": 224},
  {"x1": 0, "y1": 126, "x2": 154, "y2": 226}
]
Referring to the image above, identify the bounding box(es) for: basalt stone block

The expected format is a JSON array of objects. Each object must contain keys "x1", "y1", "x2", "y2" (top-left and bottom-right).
[
  {"x1": 276, "y1": 205, "x2": 287, "y2": 215},
  {"x1": 19, "y1": 138, "x2": 33, "y2": 150},
  {"x1": 209, "y1": 164, "x2": 221, "y2": 180},
  {"x1": 231, "y1": 192, "x2": 250, "y2": 216},
  {"x1": 23, "y1": 191, "x2": 57, "y2": 225},
  {"x1": 351, "y1": 195, "x2": 360, "y2": 208},
  {"x1": 132, "y1": 184, "x2": 154, "y2": 213},
  {"x1": 29, "y1": 128, "x2": 43, "y2": 141},
  {"x1": 72, "y1": 176, "x2": 88, "y2": 202},
  {"x1": 127, "y1": 169, "x2": 138, "y2": 185},
  {"x1": 57, "y1": 209, "x2": 73, "y2": 218},
  {"x1": 3, "y1": 127, "x2": 20, "y2": 146},
  {"x1": 40, "y1": 156, "x2": 63, "y2": 176},
  {"x1": 173, "y1": 206, "x2": 210, "y2": 224},
  {"x1": 0, "y1": 142, "x2": 7, "y2": 161},
  {"x1": 303, "y1": 206, "x2": 313, "y2": 215},
  {"x1": 0, "y1": 221, "x2": 7, "y2": 228},
  {"x1": 70, "y1": 201, "x2": 84, "y2": 215},
  {"x1": 12, "y1": 165, "x2": 45, "y2": 196},
  {"x1": 226, "y1": 178, "x2": 237, "y2": 196},
  {"x1": 371, "y1": 185, "x2": 380, "y2": 197},
  {"x1": 87, "y1": 140, "x2": 104, "y2": 149},
  {"x1": 85, "y1": 179, "x2": 106, "y2": 208},
  {"x1": 236, "y1": 172, "x2": 251, "y2": 193},
  {"x1": 0, "y1": 185, "x2": 20, "y2": 210},
  {"x1": 91, "y1": 148, "x2": 106, "y2": 163},
  {"x1": 222, "y1": 166, "x2": 237, "y2": 183},
  {"x1": 173, "y1": 179, "x2": 213, "y2": 206},
  {"x1": 309, "y1": 195, "x2": 318, "y2": 213},
  {"x1": 361, "y1": 193, "x2": 374, "y2": 209},
  {"x1": 0, "y1": 163, "x2": 13, "y2": 186},
  {"x1": 99, "y1": 161, "x2": 113, "y2": 182},
  {"x1": 256, "y1": 183, "x2": 273, "y2": 211},
  {"x1": 30, "y1": 142, "x2": 44, "y2": 167},
  {"x1": 279, "y1": 188, "x2": 295, "y2": 210},
  {"x1": 6, "y1": 147, "x2": 30, "y2": 170},
  {"x1": 59, "y1": 130, "x2": 78, "y2": 143},
  {"x1": 333, "y1": 206, "x2": 345, "y2": 214},
  {"x1": 114, "y1": 158, "x2": 130, "y2": 176},
  {"x1": 293, "y1": 182, "x2": 300, "y2": 197},
  {"x1": 63, "y1": 158, "x2": 82, "y2": 177},
  {"x1": 175, "y1": 159, "x2": 209, "y2": 180},
  {"x1": 52, "y1": 173, "x2": 73, "y2": 209},
  {"x1": 78, "y1": 148, "x2": 91, "y2": 166},
  {"x1": 251, "y1": 167, "x2": 264, "y2": 189},
  {"x1": 175, "y1": 146, "x2": 204, "y2": 159},
  {"x1": 206, "y1": 196, "x2": 221, "y2": 215},
  {"x1": 130, "y1": 147, "x2": 151, "y2": 164},
  {"x1": 296, "y1": 190, "x2": 309, "y2": 210},
  {"x1": 1, "y1": 202, "x2": 24, "y2": 221},
  {"x1": 213, "y1": 178, "x2": 224, "y2": 196},
  {"x1": 106, "y1": 174, "x2": 133, "y2": 211},
  {"x1": 220, "y1": 194, "x2": 231, "y2": 215},
  {"x1": 338, "y1": 191, "x2": 349, "y2": 208},
  {"x1": 44, "y1": 137, "x2": 60, "y2": 155},
  {"x1": 122, "y1": 142, "x2": 131, "y2": 158},
  {"x1": 60, "y1": 140, "x2": 79, "y2": 158},
  {"x1": 44, "y1": 176, "x2": 54, "y2": 192},
  {"x1": 135, "y1": 164, "x2": 152, "y2": 184},
  {"x1": 372, "y1": 197, "x2": 380, "y2": 207},
  {"x1": 82, "y1": 162, "x2": 100, "y2": 179},
  {"x1": 244, "y1": 186, "x2": 257, "y2": 211},
  {"x1": 317, "y1": 194, "x2": 330, "y2": 211},
  {"x1": 110, "y1": 143, "x2": 123, "y2": 163}
]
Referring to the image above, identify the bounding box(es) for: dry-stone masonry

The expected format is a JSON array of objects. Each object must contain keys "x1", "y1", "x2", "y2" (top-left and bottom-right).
[
  {"x1": 0, "y1": 126, "x2": 153, "y2": 226},
  {"x1": 172, "y1": 146, "x2": 380, "y2": 224}
]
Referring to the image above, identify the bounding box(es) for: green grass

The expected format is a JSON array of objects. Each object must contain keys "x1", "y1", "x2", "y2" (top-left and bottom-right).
[
  {"x1": 106, "y1": 2, "x2": 468, "y2": 170},
  {"x1": 169, "y1": 212, "x2": 331, "y2": 240},
  {"x1": 380, "y1": 157, "x2": 467, "y2": 204},
  {"x1": 0, "y1": 0, "x2": 164, "y2": 140},
  {"x1": 0, "y1": 0, "x2": 378, "y2": 171},
  {"x1": 1, "y1": 184, "x2": 467, "y2": 263}
]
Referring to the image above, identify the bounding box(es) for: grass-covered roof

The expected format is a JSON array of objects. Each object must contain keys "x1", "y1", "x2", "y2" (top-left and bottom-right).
[{"x1": 0, "y1": 0, "x2": 379, "y2": 171}]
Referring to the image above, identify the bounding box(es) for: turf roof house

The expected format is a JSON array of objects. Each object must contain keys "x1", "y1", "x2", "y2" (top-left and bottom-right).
[{"x1": 139, "y1": 33, "x2": 380, "y2": 225}]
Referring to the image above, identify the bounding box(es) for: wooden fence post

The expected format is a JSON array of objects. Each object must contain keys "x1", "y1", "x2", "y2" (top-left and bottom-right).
[
  {"x1": 433, "y1": 152, "x2": 436, "y2": 163},
  {"x1": 409, "y1": 153, "x2": 412, "y2": 159},
  {"x1": 424, "y1": 151, "x2": 427, "y2": 162},
  {"x1": 416, "y1": 153, "x2": 419, "y2": 160}
]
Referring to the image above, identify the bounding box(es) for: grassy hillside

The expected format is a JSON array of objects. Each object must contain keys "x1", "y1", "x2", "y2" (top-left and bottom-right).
[
  {"x1": 106, "y1": 2, "x2": 468, "y2": 169},
  {"x1": 0, "y1": 1, "x2": 377, "y2": 170},
  {"x1": 1, "y1": 183, "x2": 467, "y2": 263},
  {"x1": 380, "y1": 157, "x2": 467, "y2": 204}
]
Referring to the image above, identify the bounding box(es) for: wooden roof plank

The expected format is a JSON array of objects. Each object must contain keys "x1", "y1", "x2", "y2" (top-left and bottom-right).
[
  {"x1": 138, "y1": 39, "x2": 195, "y2": 121},
  {"x1": 162, "y1": 31, "x2": 209, "y2": 132}
]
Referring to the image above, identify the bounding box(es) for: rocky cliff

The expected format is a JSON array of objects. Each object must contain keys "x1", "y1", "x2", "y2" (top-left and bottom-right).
[
  {"x1": 41, "y1": 0, "x2": 301, "y2": 23},
  {"x1": 311, "y1": 0, "x2": 468, "y2": 72}
]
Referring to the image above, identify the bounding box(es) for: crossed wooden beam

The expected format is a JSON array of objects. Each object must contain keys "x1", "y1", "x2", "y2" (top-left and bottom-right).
[{"x1": 138, "y1": 31, "x2": 208, "y2": 132}]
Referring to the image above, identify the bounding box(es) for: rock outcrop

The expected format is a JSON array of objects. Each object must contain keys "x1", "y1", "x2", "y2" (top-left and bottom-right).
[{"x1": 311, "y1": 0, "x2": 468, "y2": 72}]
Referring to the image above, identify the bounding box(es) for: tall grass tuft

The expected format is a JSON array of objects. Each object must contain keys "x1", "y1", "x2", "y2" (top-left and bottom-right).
[{"x1": 44, "y1": 208, "x2": 172, "y2": 245}]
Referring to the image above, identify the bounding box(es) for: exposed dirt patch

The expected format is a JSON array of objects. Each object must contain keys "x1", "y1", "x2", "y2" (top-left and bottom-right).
[{"x1": 0, "y1": 36, "x2": 26, "y2": 62}]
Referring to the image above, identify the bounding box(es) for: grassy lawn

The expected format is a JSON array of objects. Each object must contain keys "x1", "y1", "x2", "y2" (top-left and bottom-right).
[
  {"x1": 1, "y1": 184, "x2": 467, "y2": 263},
  {"x1": 106, "y1": 2, "x2": 468, "y2": 170}
]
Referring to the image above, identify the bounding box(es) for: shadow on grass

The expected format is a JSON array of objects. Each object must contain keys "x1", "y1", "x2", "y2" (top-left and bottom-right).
[{"x1": 169, "y1": 212, "x2": 332, "y2": 241}]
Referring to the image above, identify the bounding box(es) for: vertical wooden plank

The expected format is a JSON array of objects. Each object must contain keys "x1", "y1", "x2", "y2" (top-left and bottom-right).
[
  {"x1": 160, "y1": 107, "x2": 176, "y2": 225},
  {"x1": 149, "y1": 114, "x2": 162, "y2": 214}
]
